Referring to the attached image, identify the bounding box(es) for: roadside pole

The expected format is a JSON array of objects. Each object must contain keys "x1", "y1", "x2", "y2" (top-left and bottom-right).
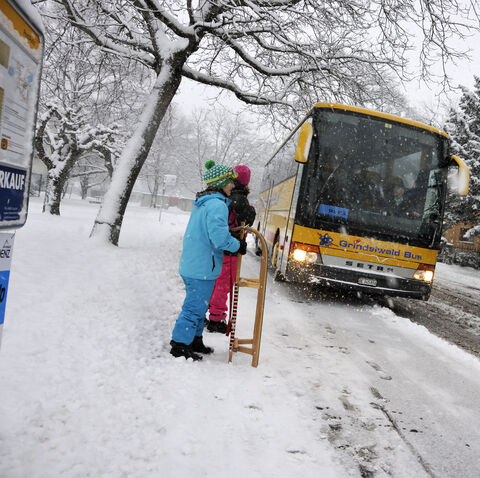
[
  {"x1": 0, "y1": 232, "x2": 14, "y2": 345},
  {"x1": 158, "y1": 174, "x2": 177, "y2": 222}
]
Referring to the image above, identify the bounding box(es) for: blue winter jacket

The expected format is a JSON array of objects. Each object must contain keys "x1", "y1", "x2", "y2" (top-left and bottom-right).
[{"x1": 179, "y1": 192, "x2": 240, "y2": 280}]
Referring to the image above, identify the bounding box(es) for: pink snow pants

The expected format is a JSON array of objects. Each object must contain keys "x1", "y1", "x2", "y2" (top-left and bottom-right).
[{"x1": 208, "y1": 254, "x2": 238, "y2": 322}]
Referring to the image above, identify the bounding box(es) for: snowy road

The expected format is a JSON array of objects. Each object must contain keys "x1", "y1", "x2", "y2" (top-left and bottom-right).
[
  {"x1": 389, "y1": 266, "x2": 480, "y2": 358},
  {"x1": 244, "y1": 255, "x2": 480, "y2": 477},
  {"x1": 0, "y1": 200, "x2": 479, "y2": 477}
]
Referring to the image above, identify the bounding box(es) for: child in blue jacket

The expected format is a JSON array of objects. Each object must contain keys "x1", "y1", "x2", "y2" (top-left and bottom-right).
[{"x1": 170, "y1": 160, "x2": 246, "y2": 360}]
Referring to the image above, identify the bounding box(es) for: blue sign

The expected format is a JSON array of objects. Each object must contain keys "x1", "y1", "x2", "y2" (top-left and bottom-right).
[
  {"x1": 318, "y1": 204, "x2": 349, "y2": 220},
  {"x1": 0, "y1": 164, "x2": 27, "y2": 222},
  {"x1": 0, "y1": 233, "x2": 14, "y2": 334},
  {"x1": 0, "y1": 270, "x2": 10, "y2": 325}
]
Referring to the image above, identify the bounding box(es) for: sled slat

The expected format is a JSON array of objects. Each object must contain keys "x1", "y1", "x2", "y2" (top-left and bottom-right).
[
  {"x1": 238, "y1": 277, "x2": 260, "y2": 288},
  {"x1": 237, "y1": 338, "x2": 253, "y2": 344},
  {"x1": 236, "y1": 345, "x2": 254, "y2": 355}
]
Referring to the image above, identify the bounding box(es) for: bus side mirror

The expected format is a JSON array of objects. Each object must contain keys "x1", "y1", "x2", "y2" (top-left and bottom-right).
[
  {"x1": 451, "y1": 155, "x2": 469, "y2": 196},
  {"x1": 295, "y1": 123, "x2": 313, "y2": 163}
]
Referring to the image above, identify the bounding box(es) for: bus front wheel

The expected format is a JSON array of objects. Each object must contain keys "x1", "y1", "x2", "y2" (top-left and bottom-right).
[{"x1": 273, "y1": 268, "x2": 286, "y2": 282}]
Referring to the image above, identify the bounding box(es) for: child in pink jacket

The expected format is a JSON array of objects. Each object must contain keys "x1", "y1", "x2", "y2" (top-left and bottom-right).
[{"x1": 207, "y1": 165, "x2": 256, "y2": 333}]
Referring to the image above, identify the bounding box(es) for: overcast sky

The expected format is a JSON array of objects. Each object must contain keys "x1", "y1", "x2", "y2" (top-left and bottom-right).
[{"x1": 402, "y1": 25, "x2": 480, "y2": 115}]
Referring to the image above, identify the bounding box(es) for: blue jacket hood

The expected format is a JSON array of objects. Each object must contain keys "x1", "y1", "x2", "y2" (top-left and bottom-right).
[{"x1": 193, "y1": 191, "x2": 231, "y2": 207}]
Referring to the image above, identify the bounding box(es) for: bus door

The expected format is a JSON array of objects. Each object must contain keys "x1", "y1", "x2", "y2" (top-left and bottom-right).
[{"x1": 277, "y1": 164, "x2": 304, "y2": 277}]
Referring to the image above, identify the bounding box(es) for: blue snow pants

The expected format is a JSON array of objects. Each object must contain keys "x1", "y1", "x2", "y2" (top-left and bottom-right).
[{"x1": 171, "y1": 276, "x2": 216, "y2": 345}]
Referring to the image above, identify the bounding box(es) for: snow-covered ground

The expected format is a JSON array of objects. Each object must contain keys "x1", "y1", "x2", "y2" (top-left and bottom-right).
[
  {"x1": 435, "y1": 261, "x2": 480, "y2": 290},
  {"x1": 1, "y1": 198, "x2": 479, "y2": 477}
]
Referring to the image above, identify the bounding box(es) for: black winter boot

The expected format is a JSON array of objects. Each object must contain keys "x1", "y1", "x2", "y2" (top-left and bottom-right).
[
  {"x1": 170, "y1": 340, "x2": 203, "y2": 361},
  {"x1": 191, "y1": 336, "x2": 214, "y2": 354},
  {"x1": 207, "y1": 320, "x2": 228, "y2": 334}
]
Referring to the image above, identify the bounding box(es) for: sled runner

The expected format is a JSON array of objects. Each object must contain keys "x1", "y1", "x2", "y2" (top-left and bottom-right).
[{"x1": 228, "y1": 226, "x2": 268, "y2": 367}]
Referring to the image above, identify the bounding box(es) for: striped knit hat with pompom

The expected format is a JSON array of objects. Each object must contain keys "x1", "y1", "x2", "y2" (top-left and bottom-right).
[{"x1": 203, "y1": 160, "x2": 238, "y2": 189}]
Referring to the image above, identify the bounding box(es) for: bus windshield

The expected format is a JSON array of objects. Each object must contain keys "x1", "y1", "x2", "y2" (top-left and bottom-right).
[{"x1": 299, "y1": 109, "x2": 449, "y2": 247}]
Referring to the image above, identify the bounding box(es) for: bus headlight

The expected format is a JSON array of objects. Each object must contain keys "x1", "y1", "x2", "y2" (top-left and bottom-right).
[
  {"x1": 292, "y1": 249, "x2": 318, "y2": 263},
  {"x1": 293, "y1": 248, "x2": 307, "y2": 261},
  {"x1": 290, "y1": 242, "x2": 320, "y2": 263},
  {"x1": 413, "y1": 264, "x2": 434, "y2": 283}
]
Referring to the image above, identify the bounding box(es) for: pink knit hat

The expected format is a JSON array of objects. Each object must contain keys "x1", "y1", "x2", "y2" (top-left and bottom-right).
[{"x1": 234, "y1": 165, "x2": 251, "y2": 186}]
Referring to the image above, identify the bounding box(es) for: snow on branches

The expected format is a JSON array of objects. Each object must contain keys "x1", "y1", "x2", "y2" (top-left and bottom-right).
[
  {"x1": 54, "y1": 0, "x2": 480, "y2": 244},
  {"x1": 35, "y1": 102, "x2": 121, "y2": 215},
  {"x1": 444, "y1": 76, "x2": 480, "y2": 236}
]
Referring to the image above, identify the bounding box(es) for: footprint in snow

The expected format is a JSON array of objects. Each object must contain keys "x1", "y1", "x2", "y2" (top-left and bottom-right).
[
  {"x1": 366, "y1": 361, "x2": 392, "y2": 380},
  {"x1": 325, "y1": 325, "x2": 336, "y2": 334},
  {"x1": 340, "y1": 395, "x2": 359, "y2": 413}
]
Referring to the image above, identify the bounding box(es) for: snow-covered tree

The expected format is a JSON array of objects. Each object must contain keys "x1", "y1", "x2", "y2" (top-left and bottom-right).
[
  {"x1": 139, "y1": 106, "x2": 178, "y2": 207},
  {"x1": 74, "y1": 153, "x2": 111, "y2": 200},
  {"x1": 34, "y1": 5, "x2": 131, "y2": 214},
  {"x1": 34, "y1": 103, "x2": 120, "y2": 214},
  {"x1": 56, "y1": 0, "x2": 478, "y2": 245},
  {"x1": 444, "y1": 76, "x2": 480, "y2": 237},
  {"x1": 178, "y1": 107, "x2": 272, "y2": 196},
  {"x1": 139, "y1": 105, "x2": 272, "y2": 200}
]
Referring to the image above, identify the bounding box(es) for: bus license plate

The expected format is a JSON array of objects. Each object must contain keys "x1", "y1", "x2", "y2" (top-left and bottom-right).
[{"x1": 358, "y1": 277, "x2": 377, "y2": 287}]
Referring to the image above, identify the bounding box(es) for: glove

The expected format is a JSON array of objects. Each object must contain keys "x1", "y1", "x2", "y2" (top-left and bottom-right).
[{"x1": 237, "y1": 238, "x2": 247, "y2": 255}]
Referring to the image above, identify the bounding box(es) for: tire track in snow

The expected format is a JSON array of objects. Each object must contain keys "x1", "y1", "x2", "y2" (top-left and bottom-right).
[
  {"x1": 251, "y1": 266, "x2": 431, "y2": 477},
  {"x1": 369, "y1": 389, "x2": 437, "y2": 478}
]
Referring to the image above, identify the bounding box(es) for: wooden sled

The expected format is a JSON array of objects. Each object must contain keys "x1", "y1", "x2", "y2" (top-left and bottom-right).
[{"x1": 228, "y1": 226, "x2": 268, "y2": 367}]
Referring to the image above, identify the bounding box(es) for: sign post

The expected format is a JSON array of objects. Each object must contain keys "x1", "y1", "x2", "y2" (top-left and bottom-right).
[
  {"x1": 0, "y1": 1, "x2": 44, "y2": 350},
  {"x1": 158, "y1": 174, "x2": 177, "y2": 222},
  {"x1": 0, "y1": 231, "x2": 13, "y2": 344}
]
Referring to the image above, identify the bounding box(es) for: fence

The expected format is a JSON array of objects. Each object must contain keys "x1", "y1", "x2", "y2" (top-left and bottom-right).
[
  {"x1": 139, "y1": 194, "x2": 194, "y2": 212},
  {"x1": 438, "y1": 244, "x2": 480, "y2": 269}
]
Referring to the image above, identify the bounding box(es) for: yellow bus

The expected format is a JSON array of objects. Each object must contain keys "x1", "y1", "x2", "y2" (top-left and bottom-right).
[{"x1": 256, "y1": 103, "x2": 470, "y2": 300}]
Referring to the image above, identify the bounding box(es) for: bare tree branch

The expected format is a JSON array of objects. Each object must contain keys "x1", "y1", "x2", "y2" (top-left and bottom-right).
[{"x1": 182, "y1": 65, "x2": 291, "y2": 106}]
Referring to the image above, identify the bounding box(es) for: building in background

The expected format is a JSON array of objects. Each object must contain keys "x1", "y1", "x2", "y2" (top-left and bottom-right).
[{"x1": 441, "y1": 218, "x2": 480, "y2": 269}]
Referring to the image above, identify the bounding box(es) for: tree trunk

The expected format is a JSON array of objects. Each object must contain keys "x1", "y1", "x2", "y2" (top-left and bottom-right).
[
  {"x1": 42, "y1": 176, "x2": 50, "y2": 213},
  {"x1": 43, "y1": 171, "x2": 66, "y2": 215},
  {"x1": 150, "y1": 175, "x2": 159, "y2": 208},
  {"x1": 90, "y1": 64, "x2": 183, "y2": 245},
  {"x1": 80, "y1": 177, "x2": 89, "y2": 200},
  {"x1": 45, "y1": 176, "x2": 64, "y2": 215},
  {"x1": 43, "y1": 154, "x2": 79, "y2": 215}
]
